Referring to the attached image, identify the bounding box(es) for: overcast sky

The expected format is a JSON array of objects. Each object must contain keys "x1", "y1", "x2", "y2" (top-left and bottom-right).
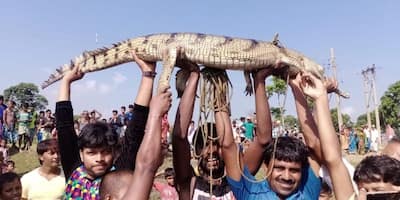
[{"x1": 1, "y1": 1, "x2": 399, "y2": 123}]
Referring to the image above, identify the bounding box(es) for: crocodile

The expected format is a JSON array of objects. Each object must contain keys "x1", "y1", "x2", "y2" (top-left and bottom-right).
[{"x1": 42, "y1": 32, "x2": 348, "y2": 98}]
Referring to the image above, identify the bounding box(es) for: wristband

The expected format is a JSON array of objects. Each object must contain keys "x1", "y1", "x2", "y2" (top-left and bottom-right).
[{"x1": 142, "y1": 71, "x2": 157, "y2": 78}]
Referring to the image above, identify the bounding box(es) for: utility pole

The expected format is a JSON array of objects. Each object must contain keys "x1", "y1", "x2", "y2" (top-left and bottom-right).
[
  {"x1": 370, "y1": 65, "x2": 381, "y2": 145},
  {"x1": 330, "y1": 48, "x2": 343, "y2": 132},
  {"x1": 361, "y1": 65, "x2": 381, "y2": 146},
  {"x1": 361, "y1": 69, "x2": 372, "y2": 130}
]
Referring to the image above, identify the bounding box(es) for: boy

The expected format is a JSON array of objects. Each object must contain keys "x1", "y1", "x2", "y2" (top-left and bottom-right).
[{"x1": 56, "y1": 51, "x2": 157, "y2": 199}]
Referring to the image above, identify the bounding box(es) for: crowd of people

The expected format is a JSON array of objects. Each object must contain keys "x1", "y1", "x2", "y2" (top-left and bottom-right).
[{"x1": 0, "y1": 50, "x2": 398, "y2": 200}]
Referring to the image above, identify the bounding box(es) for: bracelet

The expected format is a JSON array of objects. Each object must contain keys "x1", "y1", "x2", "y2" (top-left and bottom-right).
[{"x1": 142, "y1": 71, "x2": 157, "y2": 78}]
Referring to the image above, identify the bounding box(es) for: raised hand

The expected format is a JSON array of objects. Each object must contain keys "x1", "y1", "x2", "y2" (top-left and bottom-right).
[
  {"x1": 131, "y1": 51, "x2": 156, "y2": 72},
  {"x1": 149, "y1": 87, "x2": 172, "y2": 117},
  {"x1": 63, "y1": 63, "x2": 84, "y2": 83},
  {"x1": 300, "y1": 72, "x2": 326, "y2": 100}
]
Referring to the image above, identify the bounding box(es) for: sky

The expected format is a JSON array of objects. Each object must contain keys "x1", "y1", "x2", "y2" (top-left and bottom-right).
[{"x1": 1, "y1": 1, "x2": 399, "y2": 125}]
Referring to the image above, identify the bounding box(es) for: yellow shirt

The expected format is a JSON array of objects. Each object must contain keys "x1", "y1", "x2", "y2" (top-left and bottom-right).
[{"x1": 21, "y1": 167, "x2": 65, "y2": 200}]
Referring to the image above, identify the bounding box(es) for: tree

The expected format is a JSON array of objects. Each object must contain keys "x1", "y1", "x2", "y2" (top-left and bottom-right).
[
  {"x1": 379, "y1": 80, "x2": 400, "y2": 131},
  {"x1": 267, "y1": 76, "x2": 288, "y2": 121},
  {"x1": 284, "y1": 115, "x2": 298, "y2": 128},
  {"x1": 330, "y1": 108, "x2": 352, "y2": 132},
  {"x1": 3, "y1": 82, "x2": 48, "y2": 110}
]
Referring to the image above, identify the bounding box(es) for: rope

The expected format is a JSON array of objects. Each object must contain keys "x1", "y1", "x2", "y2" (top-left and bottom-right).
[{"x1": 193, "y1": 67, "x2": 232, "y2": 198}]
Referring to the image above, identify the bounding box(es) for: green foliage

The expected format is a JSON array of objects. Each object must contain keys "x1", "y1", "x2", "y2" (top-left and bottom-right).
[
  {"x1": 266, "y1": 76, "x2": 287, "y2": 100},
  {"x1": 284, "y1": 115, "x2": 298, "y2": 128},
  {"x1": 270, "y1": 107, "x2": 285, "y2": 121},
  {"x1": 330, "y1": 108, "x2": 353, "y2": 132},
  {"x1": 3, "y1": 82, "x2": 48, "y2": 110},
  {"x1": 379, "y1": 80, "x2": 400, "y2": 130},
  {"x1": 355, "y1": 113, "x2": 377, "y2": 128}
]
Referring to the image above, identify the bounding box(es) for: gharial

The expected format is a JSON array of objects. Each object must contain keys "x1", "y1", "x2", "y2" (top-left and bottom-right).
[{"x1": 41, "y1": 32, "x2": 349, "y2": 98}]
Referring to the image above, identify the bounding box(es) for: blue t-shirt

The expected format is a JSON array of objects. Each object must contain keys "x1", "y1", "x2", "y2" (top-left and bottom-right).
[
  {"x1": 0, "y1": 104, "x2": 7, "y2": 122},
  {"x1": 227, "y1": 166, "x2": 321, "y2": 200}
]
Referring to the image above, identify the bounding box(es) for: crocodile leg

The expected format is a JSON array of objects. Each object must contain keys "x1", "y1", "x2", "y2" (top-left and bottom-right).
[
  {"x1": 158, "y1": 47, "x2": 178, "y2": 94},
  {"x1": 244, "y1": 71, "x2": 253, "y2": 96}
]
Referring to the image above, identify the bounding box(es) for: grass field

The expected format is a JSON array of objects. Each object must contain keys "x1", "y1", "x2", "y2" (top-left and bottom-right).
[{"x1": 10, "y1": 143, "x2": 368, "y2": 200}]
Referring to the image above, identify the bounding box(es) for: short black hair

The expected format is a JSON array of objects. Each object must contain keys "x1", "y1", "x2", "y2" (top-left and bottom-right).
[
  {"x1": 46, "y1": 109, "x2": 51, "y2": 113},
  {"x1": 193, "y1": 123, "x2": 218, "y2": 156},
  {"x1": 77, "y1": 122, "x2": 118, "y2": 150},
  {"x1": 164, "y1": 167, "x2": 175, "y2": 179},
  {"x1": 263, "y1": 137, "x2": 309, "y2": 167},
  {"x1": 39, "y1": 110, "x2": 45, "y2": 114},
  {"x1": 6, "y1": 160, "x2": 15, "y2": 167},
  {"x1": 0, "y1": 96, "x2": 3, "y2": 101},
  {"x1": 37, "y1": 139, "x2": 59, "y2": 165},
  {"x1": 128, "y1": 104, "x2": 134, "y2": 109},
  {"x1": 0, "y1": 172, "x2": 19, "y2": 192},
  {"x1": 121, "y1": 106, "x2": 126, "y2": 110},
  {"x1": 353, "y1": 155, "x2": 400, "y2": 185}
]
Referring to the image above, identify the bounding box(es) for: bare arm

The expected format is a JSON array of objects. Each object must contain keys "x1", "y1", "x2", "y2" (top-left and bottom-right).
[
  {"x1": 301, "y1": 73, "x2": 354, "y2": 200},
  {"x1": 115, "y1": 51, "x2": 156, "y2": 170},
  {"x1": 289, "y1": 74, "x2": 322, "y2": 175},
  {"x1": 123, "y1": 89, "x2": 172, "y2": 200},
  {"x1": 243, "y1": 68, "x2": 273, "y2": 174},
  {"x1": 172, "y1": 68, "x2": 199, "y2": 199}
]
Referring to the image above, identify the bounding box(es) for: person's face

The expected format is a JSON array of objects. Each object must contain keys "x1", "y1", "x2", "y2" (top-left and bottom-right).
[
  {"x1": 0, "y1": 178, "x2": 22, "y2": 200},
  {"x1": 382, "y1": 142, "x2": 400, "y2": 161},
  {"x1": 267, "y1": 159, "x2": 302, "y2": 198},
  {"x1": 80, "y1": 146, "x2": 114, "y2": 179},
  {"x1": 112, "y1": 112, "x2": 118, "y2": 117},
  {"x1": 199, "y1": 140, "x2": 224, "y2": 177},
  {"x1": 0, "y1": 140, "x2": 6, "y2": 147},
  {"x1": 7, "y1": 101, "x2": 14, "y2": 108},
  {"x1": 46, "y1": 111, "x2": 51, "y2": 117},
  {"x1": 121, "y1": 108, "x2": 125, "y2": 113},
  {"x1": 39, "y1": 112, "x2": 44, "y2": 117},
  {"x1": 165, "y1": 175, "x2": 175, "y2": 186},
  {"x1": 5, "y1": 163, "x2": 15, "y2": 173},
  {"x1": 358, "y1": 181, "x2": 400, "y2": 193},
  {"x1": 40, "y1": 149, "x2": 60, "y2": 168}
]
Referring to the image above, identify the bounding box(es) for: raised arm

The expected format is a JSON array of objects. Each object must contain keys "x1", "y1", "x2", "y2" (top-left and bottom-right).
[
  {"x1": 172, "y1": 66, "x2": 200, "y2": 199},
  {"x1": 289, "y1": 73, "x2": 322, "y2": 174},
  {"x1": 301, "y1": 73, "x2": 354, "y2": 200},
  {"x1": 243, "y1": 68, "x2": 273, "y2": 174},
  {"x1": 55, "y1": 64, "x2": 84, "y2": 179},
  {"x1": 115, "y1": 51, "x2": 156, "y2": 170},
  {"x1": 123, "y1": 89, "x2": 172, "y2": 200}
]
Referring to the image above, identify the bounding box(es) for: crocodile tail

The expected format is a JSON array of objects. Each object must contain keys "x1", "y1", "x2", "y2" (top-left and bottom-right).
[{"x1": 41, "y1": 39, "x2": 138, "y2": 89}]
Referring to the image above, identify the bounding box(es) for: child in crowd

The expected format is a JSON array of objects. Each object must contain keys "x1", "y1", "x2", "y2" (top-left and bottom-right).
[
  {"x1": 0, "y1": 139, "x2": 9, "y2": 163},
  {"x1": 3, "y1": 160, "x2": 15, "y2": 173},
  {"x1": 0, "y1": 172, "x2": 21, "y2": 200},
  {"x1": 153, "y1": 168, "x2": 178, "y2": 200}
]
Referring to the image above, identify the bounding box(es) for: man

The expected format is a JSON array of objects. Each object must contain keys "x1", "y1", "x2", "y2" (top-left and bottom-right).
[
  {"x1": 89, "y1": 109, "x2": 102, "y2": 124},
  {"x1": 41, "y1": 109, "x2": 54, "y2": 140},
  {"x1": 0, "y1": 96, "x2": 7, "y2": 139},
  {"x1": 354, "y1": 155, "x2": 400, "y2": 192},
  {"x1": 17, "y1": 103, "x2": 31, "y2": 151},
  {"x1": 219, "y1": 68, "x2": 322, "y2": 199},
  {"x1": 56, "y1": 51, "x2": 157, "y2": 199},
  {"x1": 21, "y1": 139, "x2": 65, "y2": 200},
  {"x1": 173, "y1": 66, "x2": 236, "y2": 199},
  {"x1": 242, "y1": 116, "x2": 255, "y2": 141},
  {"x1": 125, "y1": 104, "x2": 134, "y2": 121},
  {"x1": 109, "y1": 110, "x2": 123, "y2": 136},
  {"x1": 3, "y1": 100, "x2": 17, "y2": 148},
  {"x1": 99, "y1": 86, "x2": 172, "y2": 200}
]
